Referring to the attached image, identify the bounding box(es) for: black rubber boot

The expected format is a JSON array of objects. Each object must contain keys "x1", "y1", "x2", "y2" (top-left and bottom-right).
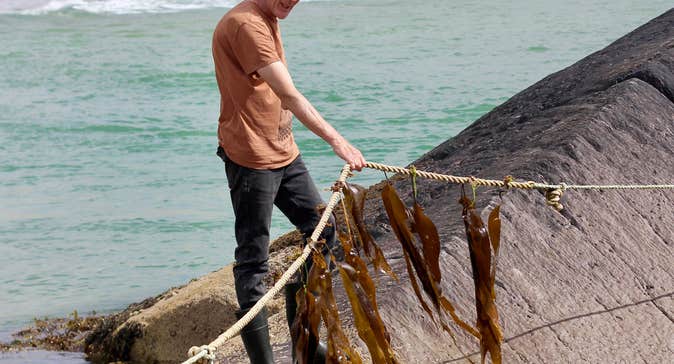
[
  {"x1": 285, "y1": 282, "x2": 327, "y2": 363},
  {"x1": 235, "y1": 307, "x2": 274, "y2": 364}
]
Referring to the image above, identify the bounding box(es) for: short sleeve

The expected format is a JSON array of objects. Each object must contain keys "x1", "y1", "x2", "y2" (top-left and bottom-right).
[{"x1": 233, "y1": 22, "x2": 280, "y2": 75}]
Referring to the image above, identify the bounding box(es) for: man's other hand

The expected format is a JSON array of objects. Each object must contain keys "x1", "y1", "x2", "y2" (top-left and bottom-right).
[{"x1": 331, "y1": 138, "x2": 366, "y2": 171}]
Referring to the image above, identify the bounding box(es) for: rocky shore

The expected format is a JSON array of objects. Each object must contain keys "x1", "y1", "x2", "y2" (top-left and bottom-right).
[
  {"x1": 0, "y1": 311, "x2": 102, "y2": 353},
  {"x1": 4, "y1": 8, "x2": 673, "y2": 364}
]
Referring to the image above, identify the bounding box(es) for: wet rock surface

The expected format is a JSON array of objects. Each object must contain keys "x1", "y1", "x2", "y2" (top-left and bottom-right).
[
  {"x1": 83, "y1": 230, "x2": 304, "y2": 363},
  {"x1": 353, "y1": 8, "x2": 674, "y2": 363},
  {"x1": 0, "y1": 312, "x2": 103, "y2": 354}
]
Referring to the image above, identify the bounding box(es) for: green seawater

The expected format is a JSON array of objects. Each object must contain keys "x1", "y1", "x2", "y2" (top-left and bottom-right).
[{"x1": 0, "y1": 1, "x2": 672, "y2": 361}]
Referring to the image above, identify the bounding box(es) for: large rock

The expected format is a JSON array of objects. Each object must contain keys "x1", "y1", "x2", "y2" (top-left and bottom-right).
[
  {"x1": 84, "y1": 231, "x2": 305, "y2": 363},
  {"x1": 86, "y1": 9, "x2": 674, "y2": 364},
  {"x1": 351, "y1": 8, "x2": 674, "y2": 363}
]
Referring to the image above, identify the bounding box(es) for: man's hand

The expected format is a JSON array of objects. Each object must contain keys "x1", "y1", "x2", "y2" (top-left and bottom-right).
[{"x1": 331, "y1": 137, "x2": 366, "y2": 171}]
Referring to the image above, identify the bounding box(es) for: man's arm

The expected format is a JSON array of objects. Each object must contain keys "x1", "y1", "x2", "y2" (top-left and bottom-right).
[{"x1": 257, "y1": 61, "x2": 366, "y2": 171}]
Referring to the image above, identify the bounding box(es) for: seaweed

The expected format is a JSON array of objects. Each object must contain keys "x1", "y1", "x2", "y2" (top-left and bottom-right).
[
  {"x1": 411, "y1": 203, "x2": 442, "y2": 287},
  {"x1": 401, "y1": 247, "x2": 434, "y2": 316},
  {"x1": 381, "y1": 183, "x2": 479, "y2": 339},
  {"x1": 460, "y1": 192, "x2": 503, "y2": 364},
  {"x1": 294, "y1": 248, "x2": 364, "y2": 364},
  {"x1": 381, "y1": 184, "x2": 436, "y2": 309},
  {"x1": 293, "y1": 201, "x2": 397, "y2": 364},
  {"x1": 487, "y1": 206, "x2": 501, "y2": 300},
  {"x1": 342, "y1": 183, "x2": 368, "y2": 254},
  {"x1": 295, "y1": 179, "x2": 504, "y2": 364},
  {"x1": 343, "y1": 183, "x2": 398, "y2": 281},
  {"x1": 337, "y1": 260, "x2": 398, "y2": 364},
  {"x1": 1, "y1": 310, "x2": 104, "y2": 354},
  {"x1": 291, "y1": 286, "x2": 320, "y2": 364},
  {"x1": 338, "y1": 225, "x2": 398, "y2": 363},
  {"x1": 309, "y1": 251, "x2": 363, "y2": 364}
]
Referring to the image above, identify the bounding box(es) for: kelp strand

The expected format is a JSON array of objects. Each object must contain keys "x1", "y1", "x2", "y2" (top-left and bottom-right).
[
  {"x1": 290, "y1": 288, "x2": 319, "y2": 364},
  {"x1": 296, "y1": 180, "x2": 504, "y2": 364},
  {"x1": 402, "y1": 249, "x2": 434, "y2": 316},
  {"x1": 343, "y1": 183, "x2": 398, "y2": 281},
  {"x1": 381, "y1": 184, "x2": 439, "y2": 305},
  {"x1": 487, "y1": 206, "x2": 501, "y2": 300},
  {"x1": 412, "y1": 202, "x2": 442, "y2": 286},
  {"x1": 460, "y1": 193, "x2": 503, "y2": 364},
  {"x1": 337, "y1": 207, "x2": 398, "y2": 364},
  {"x1": 381, "y1": 184, "x2": 478, "y2": 340},
  {"x1": 308, "y1": 252, "x2": 363, "y2": 364}
]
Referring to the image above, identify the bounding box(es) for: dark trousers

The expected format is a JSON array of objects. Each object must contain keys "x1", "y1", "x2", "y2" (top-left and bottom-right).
[{"x1": 218, "y1": 147, "x2": 336, "y2": 311}]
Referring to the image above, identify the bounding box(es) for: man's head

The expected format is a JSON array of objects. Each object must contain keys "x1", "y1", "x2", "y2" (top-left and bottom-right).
[{"x1": 254, "y1": 0, "x2": 300, "y2": 20}]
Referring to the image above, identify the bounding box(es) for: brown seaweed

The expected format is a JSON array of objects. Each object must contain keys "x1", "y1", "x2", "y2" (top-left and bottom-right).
[
  {"x1": 341, "y1": 237, "x2": 379, "y2": 310},
  {"x1": 381, "y1": 184, "x2": 439, "y2": 304},
  {"x1": 338, "y1": 261, "x2": 398, "y2": 364},
  {"x1": 439, "y1": 296, "x2": 480, "y2": 339},
  {"x1": 335, "y1": 221, "x2": 398, "y2": 363},
  {"x1": 294, "y1": 249, "x2": 363, "y2": 364},
  {"x1": 381, "y1": 184, "x2": 479, "y2": 339},
  {"x1": 460, "y1": 193, "x2": 503, "y2": 364},
  {"x1": 343, "y1": 183, "x2": 398, "y2": 281},
  {"x1": 306, "y1": 251, "x2": 363, "y2": 364},
  {"x1": 291, "y1": 287, "x2": 319, "y2": 364},
  {"x1": 342, "y1": 183, "x2": 368, "y2": 254},
  {"x1": 411, "y1": 203, "x2": 442, "y2": 286},
  {"x1": 402, "y1": 249, "x2": 434, "y2": 316},
  {"x1": 487, "y1": 206, "x2": 501, "y2": 300}
]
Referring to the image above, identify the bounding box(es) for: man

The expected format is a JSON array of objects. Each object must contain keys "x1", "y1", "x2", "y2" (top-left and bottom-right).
[{"x1": 212, "y1": 0, "x2": 365, "y2": 363}]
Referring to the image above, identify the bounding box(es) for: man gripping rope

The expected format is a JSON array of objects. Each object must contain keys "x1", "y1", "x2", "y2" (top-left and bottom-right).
[{"x1": 212, "y1": 0, "x2": 365, "y2": 363}]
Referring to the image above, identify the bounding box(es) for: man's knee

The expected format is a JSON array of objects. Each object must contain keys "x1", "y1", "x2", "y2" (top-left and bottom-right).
[{"x1": 233, "y1": 260, "x2": 269, "y2": 310}]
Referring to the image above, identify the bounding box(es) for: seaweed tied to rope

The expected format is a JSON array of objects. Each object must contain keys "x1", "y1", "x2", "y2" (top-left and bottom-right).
[
  {"x1": 342, "y1": 183, "x2": 398, "y2": 282},
  {"x1": 460, "y1": 189, "x2": 503, "y2": 364},
  {"x1": 293, "y1": 178, "x2": 504, "y2": 364},
  {"x1": 381, "y1": 183, "x2": 479, "y2": 340},
  {"x1": 338, "y1": 190, "x2": 399, "y2": 364}
]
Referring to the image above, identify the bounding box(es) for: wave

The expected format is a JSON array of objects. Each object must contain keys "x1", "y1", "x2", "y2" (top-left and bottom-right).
[{"x1": 0, "y1": 0, "x2": 326, "y2": 15}]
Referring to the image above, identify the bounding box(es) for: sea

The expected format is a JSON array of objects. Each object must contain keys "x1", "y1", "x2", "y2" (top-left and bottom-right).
[{"x1": 1, "y1": 0, "x2": 672, "y2": 362}]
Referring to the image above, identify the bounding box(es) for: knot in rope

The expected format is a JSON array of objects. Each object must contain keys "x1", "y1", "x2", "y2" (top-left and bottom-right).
[
  {"x1": 331, "y1": 180, "x2": 346, "y2": 192},
  {"x1": 545, "y1": 187, "x2": 565, "y2": 211},
  {"x1": 410, "y1": 165, "x2": 419, "y2": 199},
  {"x1": 186, "y1": 345, "x2": 215, "y2": 364},
  {"x1": 503, "y1": 175, "x2": 514, "y2": 189}
]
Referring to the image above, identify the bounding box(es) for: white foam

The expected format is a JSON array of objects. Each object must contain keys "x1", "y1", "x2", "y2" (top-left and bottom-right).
[
  {"x1": 1, "y1": 0, "x2": 330, "y2": 15},
  {"x1": 1, "y1": 0, "x2": 241, "y2": 14}
]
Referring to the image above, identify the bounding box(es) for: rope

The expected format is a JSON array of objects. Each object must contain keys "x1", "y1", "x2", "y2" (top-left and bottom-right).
[
  {"x1": 184, "y1": 161, "x2": 674, "y2": 363},
  {"x1": 364, "y1": 161, "x2": 674, "y2": 211},
  {"x1": 184, "y1": 164, "x2": 352, "y2": 364},
  {"x1": 365, "y1": 161, "x2": 674, "y2": 190},
  {"x1": 184, "y1": 346, "x2": 213, "y2": 364}
]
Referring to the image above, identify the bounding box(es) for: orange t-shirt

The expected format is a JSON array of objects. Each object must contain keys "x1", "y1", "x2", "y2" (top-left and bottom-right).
[{"x1": 212, "y1": 1, "x2": 299, "y2": 169}]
